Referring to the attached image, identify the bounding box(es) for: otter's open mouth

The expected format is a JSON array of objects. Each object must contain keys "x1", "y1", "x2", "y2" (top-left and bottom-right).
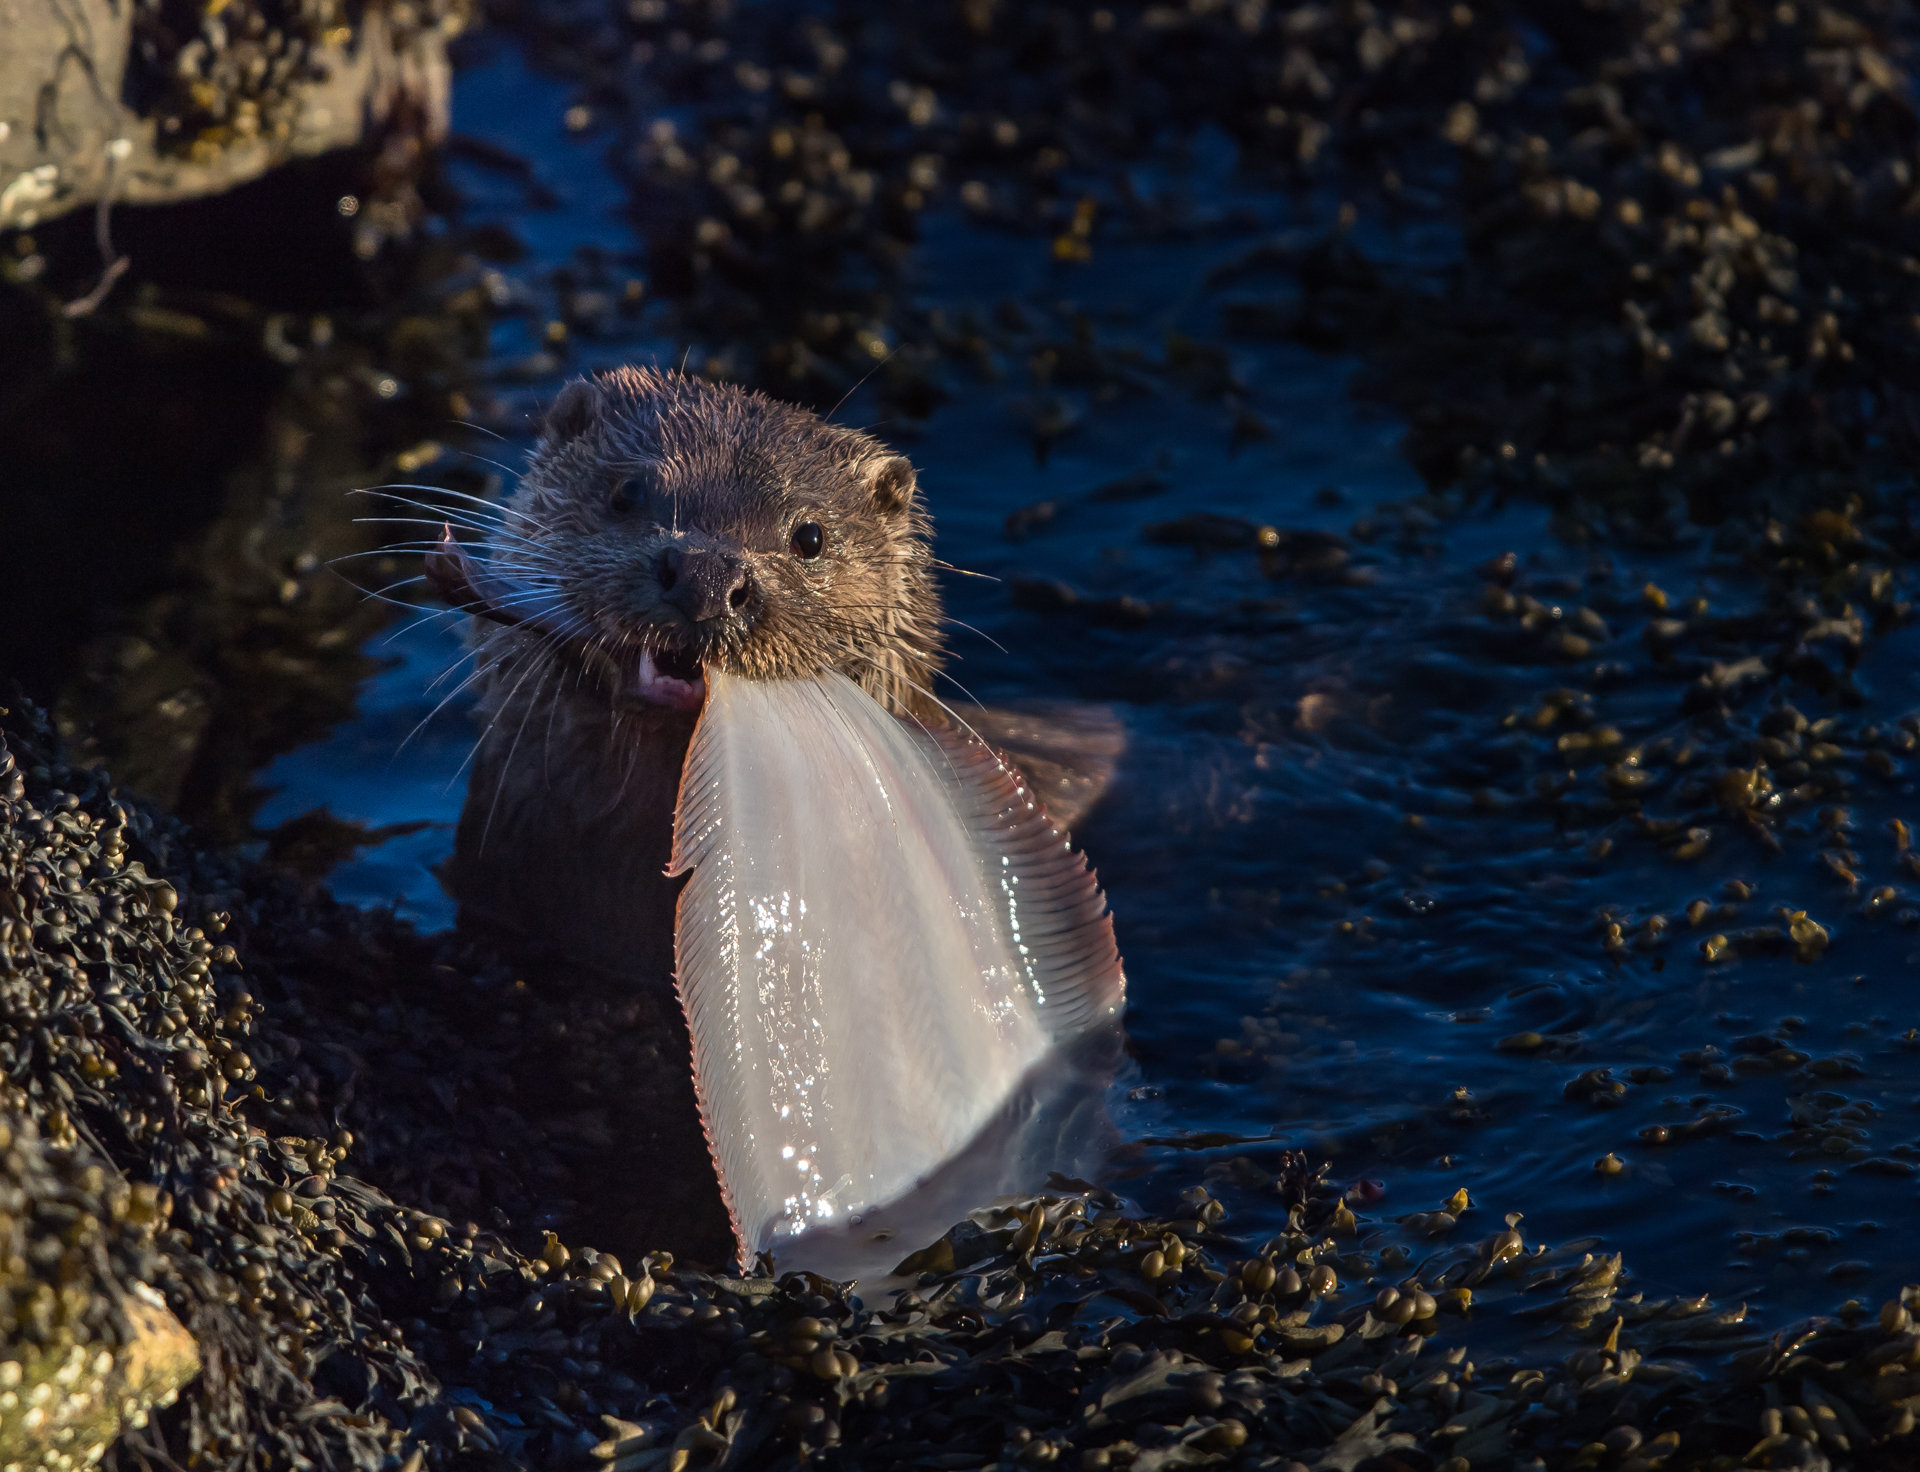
[
  {"x1": 425, "y1": 527, "x2": 707, "y2": 714},
  {"x1": 629, "y1": 646, "x2": 706, "y2": 713}
]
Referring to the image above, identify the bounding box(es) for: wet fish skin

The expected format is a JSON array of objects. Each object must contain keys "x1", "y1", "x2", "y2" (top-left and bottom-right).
[{"x1": 669, "y1": 670, "x2": 1124, "y2": 1264}]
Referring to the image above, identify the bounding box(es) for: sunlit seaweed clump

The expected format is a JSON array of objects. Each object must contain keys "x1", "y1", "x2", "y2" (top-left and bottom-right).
[
  {"x1": 0, "y1": 1115, "x2": 196, "y2": 1470},
  {"x1": 0, "y1": 699, "x2": 458, "y2": 1469}
]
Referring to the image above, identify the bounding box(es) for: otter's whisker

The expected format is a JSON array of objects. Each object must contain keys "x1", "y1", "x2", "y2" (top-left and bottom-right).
[
  {"x1": 353, "y1": 483, "x2": 539, "y2": 525},
  {"x1": 426, "y1": 648, "x2": 491, "y2": 698},
  {"x1": 386, "y1": 487, "x2": 551, "y2": 536},
  {"x1": 821, "y1": 637, "x2": 996, "y2": 753},
  {"x1": 823, "y1": 346, "x2": 900, "y2": 425},
  {"x1": 352, "y1": 490, "x2": 557, "y2": 544},
  {"x1": 454, "y1": 568, "x2": 570, "y2": 596},
  {"x1": 462, "y1": 553, "x2": 565, "y2": 579},
  {"x1": 467, "y1": 590, "x2": 589, "y2": 635},
  {"x1": 609, "y1": 716, "x2": 644, "y2": 811},
  {"x1": 337, "y1": 577, "x2": 468, "y2": 620},
  {"x1": 447, "y1": 446, "x2": 524, "y2": 478},
  {"x1": 930, "y1": 558, "x2": 1001, "y2": 581},
  {"x1": 378, "y1": 604, "x2": 476, "y2": 648},
  {"x1": 447, "y1": 417, "x2": 509, "y2": 442},
  {"x1": 806, "y1": 602, "x2": 1002, "y2": 653},
  {"x1": 341, "y1": 537, "x2": 554, "y2": 564},
  {"x1": 559, "y1": 628, "x2": 623, "y2": 789},
  {"x1": 475, "y1": 638, "x2": 577, "y2": 852},
  {"x1": 813, "y1": 636, "x2": 993, "y2": 793},
  {"x1": 333, "y1": 546, "x2": 454, "y2": 562},
  {"x1": 398, "y1": 656, "x2": 495, "y2": 758},
  {"x1": 453, "y1": 630, "x2": 564, "y2": 793},
  {"x1": 352, "y1": 504, "x2": 516, "y2": 532},
  {"x1": 422, "y1": 646, "x2": 485, "y2": 694},
  {"x1": 354, "y1": 514, "x2": 550, "y2": 552},
  {"x1": 805, "y1": 609, "x2": 948, "y2": 662},
  {"x1": 337, "y1": 568, "x2": 432, "y2": 596},
  {"x1": 545, "y1": 637, "x2": 601, "y2": 785},
  {"x1": 351, "y1": 496, "x2": 525, "y2": 534}
]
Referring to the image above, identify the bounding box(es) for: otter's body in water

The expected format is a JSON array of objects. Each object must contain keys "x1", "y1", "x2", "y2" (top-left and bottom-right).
[
  {"x1": 442, "y1": 367, "x2": 944, "y2": 983},
  {"x1": 429, "y1": 367, "x2": 1124, "y2": 1267}
]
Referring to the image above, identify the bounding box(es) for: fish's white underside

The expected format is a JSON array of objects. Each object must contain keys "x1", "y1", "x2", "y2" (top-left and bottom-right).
[{"x1": 669, "y1": 671, "x2": 1124, "y2": 1265}]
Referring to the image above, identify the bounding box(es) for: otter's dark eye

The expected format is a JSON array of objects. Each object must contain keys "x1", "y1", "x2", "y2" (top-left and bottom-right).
[
  {"x1": 789, "y1": 521, "x2": 825, "y2": 560},
  {"x1": 609, "y1": 477, "x2": 642, "y2": 515}
]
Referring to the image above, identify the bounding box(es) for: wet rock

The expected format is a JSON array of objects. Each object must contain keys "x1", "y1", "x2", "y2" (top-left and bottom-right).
[{"x1": 1, "y1": 0, "x2": 465, "y2": 231}]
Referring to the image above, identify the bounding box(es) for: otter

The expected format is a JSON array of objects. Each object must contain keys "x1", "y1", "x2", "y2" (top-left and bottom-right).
[
  {"x1": 423, "y1": 366, "x2": 1128, "y2": 1266},
  {"x1": 429, "y1": 365, "x2": 1118, "y2": 985},
  {"x1": 427, "y1": 366, "x2": 948, "y2": 981}
]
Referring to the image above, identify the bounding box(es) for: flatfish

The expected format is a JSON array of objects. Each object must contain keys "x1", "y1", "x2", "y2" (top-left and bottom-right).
[{"x1": 668, "y1": 670, "x2": 1125, "y2": 1268}]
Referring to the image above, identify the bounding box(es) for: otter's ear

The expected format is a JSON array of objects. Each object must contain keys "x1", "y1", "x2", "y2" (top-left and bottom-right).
[
  {"x1": 540, "y1": 377, "x2": 603, "y2": 449},
  {"x1": 868, "y1": 456, "x2": 918, "y2": 515}
]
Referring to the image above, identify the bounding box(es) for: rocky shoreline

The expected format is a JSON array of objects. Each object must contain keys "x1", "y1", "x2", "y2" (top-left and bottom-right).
[{"x1": 3, "y1": 691, "x2": 1919, "y2": 1470}]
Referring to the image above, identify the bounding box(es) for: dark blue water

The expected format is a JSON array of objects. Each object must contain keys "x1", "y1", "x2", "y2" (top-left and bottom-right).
[{"x1": 259, "y1": 29, "x2": 1920, "y2": 1352}]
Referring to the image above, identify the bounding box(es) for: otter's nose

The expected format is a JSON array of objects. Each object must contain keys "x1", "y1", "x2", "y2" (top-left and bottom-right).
[{"x1": 659, "y1": 546, "x2": 752, "y2": 622}]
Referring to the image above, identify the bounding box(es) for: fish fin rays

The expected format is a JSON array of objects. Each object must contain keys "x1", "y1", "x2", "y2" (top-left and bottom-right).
[{"x1": 920, "y1": 720, "x2": 1126, "y2": 1041}]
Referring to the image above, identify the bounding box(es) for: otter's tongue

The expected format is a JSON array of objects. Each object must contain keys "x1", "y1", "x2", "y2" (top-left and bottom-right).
[{"x1": 668, "y1": 671, "x2": 1124, "y2": 1269}]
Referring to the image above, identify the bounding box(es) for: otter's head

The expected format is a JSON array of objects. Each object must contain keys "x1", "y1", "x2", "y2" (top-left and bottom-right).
[{"x1": 429, "y1": 367, "x2": 944, "y2": 719}]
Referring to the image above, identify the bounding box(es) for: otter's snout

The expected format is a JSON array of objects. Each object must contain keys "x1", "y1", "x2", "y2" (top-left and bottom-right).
[{"x1": 660, "y1": 546, "x2": 753, "y2": 623}]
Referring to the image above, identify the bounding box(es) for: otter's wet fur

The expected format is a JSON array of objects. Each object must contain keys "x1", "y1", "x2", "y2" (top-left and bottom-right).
[{"x1": 445, "y1": 367, "x2": 946, "y2": 981}]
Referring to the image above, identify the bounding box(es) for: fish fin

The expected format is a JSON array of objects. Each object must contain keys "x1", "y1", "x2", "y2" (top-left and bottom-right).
[
  {"x1": 969, "y1": 700, "x2": 1125, "y2": 834},
  {"x1": 919, "y1": 721, "x2": 1126, "y2": 1041}
]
